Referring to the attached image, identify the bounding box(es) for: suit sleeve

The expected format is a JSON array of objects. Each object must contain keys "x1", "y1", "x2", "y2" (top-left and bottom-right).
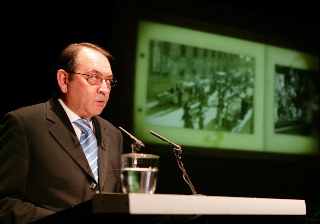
[{"x1": 0, "y1": 112, "x2": 54, "y2": 224}]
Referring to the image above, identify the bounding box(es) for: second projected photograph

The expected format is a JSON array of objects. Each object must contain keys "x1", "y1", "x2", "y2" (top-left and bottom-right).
[
  {"x1": 146, "y1": 40, "x2": 255, "y2": 134},
  {"x1": 274, "y1": 65, "x2": 319, "y2": 136}
]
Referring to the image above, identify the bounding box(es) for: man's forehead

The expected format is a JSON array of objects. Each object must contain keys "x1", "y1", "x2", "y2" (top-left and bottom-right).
[
  {"x1": 77, "y1": 48, "x2": 110, "y2": 63},
  {"x1": 76, "y1": 62, "x2": 112, "y2": 75},
  {"x1": 76, "y1": 49, "x2": 112, "y2": 74},
  {"x1": 90, "y1": 66, "x2": 113, "y2": 76}
]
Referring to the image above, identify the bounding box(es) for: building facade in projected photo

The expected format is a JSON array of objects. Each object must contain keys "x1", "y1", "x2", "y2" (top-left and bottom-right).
[
  {"x1": 146, "y1": 40, "x2": 255, "y2": 134},
  {"x1": 274, "y1": 65, "x2": 319, "y2": 136}
]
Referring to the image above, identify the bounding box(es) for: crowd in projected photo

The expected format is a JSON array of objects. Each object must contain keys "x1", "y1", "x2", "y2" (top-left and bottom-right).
[
  {"x1": 146, "y1": 40, "x2": 255, "y2": 134},
  {"x1": 274, "y1": 65, "x2": 319, "y2": 136}
]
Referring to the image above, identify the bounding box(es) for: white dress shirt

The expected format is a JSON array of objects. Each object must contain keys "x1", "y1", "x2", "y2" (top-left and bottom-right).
[{"x1": 58, "y1": 99, "x2": 94, "y2": 140}]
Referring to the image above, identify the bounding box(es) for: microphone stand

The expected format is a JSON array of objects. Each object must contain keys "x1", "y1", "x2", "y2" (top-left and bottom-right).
[
  {"x1": 119, "y1": 127, "x2": 145, "y2": 153},
  {"x1": 150, "y1": 130, "x2": 197, "y2": 195}
]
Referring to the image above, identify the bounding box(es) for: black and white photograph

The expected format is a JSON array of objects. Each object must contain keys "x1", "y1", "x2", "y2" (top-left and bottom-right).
[
  {"x1": 145, "y1": 40, "x2": 255, "y2": 134},
  {"x1": 274, "y1": 65, "x2": 319, "y2": 136}
]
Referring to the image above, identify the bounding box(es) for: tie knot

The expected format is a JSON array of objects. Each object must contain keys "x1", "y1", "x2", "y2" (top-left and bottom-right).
[{"x1": 74, "y1": 119, "x2": 92, "y2": 133}]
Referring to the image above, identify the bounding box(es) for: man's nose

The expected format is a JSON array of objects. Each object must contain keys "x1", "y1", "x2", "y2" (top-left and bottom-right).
[{"x1": 99, "y1": 80, "x2": 110, "y2": 94}]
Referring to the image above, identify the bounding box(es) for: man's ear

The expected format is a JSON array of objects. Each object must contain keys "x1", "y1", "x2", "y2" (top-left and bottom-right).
[{"x1": 57, "y1": 69, "x2": 69, "y2": 93}]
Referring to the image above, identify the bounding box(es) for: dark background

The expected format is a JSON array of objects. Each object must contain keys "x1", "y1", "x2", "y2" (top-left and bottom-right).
[{"x1": 2, "y1": 0, "x2": 320, "y2": 221}]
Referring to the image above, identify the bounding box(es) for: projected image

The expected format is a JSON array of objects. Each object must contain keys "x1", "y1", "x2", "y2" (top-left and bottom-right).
[
  {"x1": 274, "y1": 65, "x2": 319, "y2": 136},
  {"x1": 146, "y1": 40, "x2": 255, "y2": 134}
]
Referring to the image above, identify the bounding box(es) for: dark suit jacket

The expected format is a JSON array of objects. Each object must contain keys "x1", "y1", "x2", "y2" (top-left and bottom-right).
[{"x1": 0, "y1": 96, "x2": 123, "y2": 224}]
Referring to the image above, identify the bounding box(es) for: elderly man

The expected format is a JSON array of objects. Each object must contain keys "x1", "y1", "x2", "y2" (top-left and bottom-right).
[{"x1": 0, "y1": 43, "x2": 123, "y2": 223}]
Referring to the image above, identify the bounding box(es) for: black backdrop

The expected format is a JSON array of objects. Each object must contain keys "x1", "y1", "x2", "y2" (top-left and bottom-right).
[{"x1": 2, "y1": 0, "x2": 320, "y2": 219}]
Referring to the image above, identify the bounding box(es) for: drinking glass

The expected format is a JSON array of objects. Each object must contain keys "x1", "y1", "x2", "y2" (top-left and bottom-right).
[{"x1": 121, "y1": 153, "x2": 159, "y2": 194}]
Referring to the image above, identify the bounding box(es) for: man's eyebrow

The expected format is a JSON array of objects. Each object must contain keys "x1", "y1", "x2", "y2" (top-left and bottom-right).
[
  {"x1": 90, "y1": 69, "x2": 113, "y2": 78},
  {"x1": 89, "y1": 69, "x2": 102, "y2": 74}
]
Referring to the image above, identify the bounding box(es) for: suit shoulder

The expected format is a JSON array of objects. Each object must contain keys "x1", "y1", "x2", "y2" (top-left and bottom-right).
[
  {"x1": 10, "y1": 102, "x2": 47, "y2": 117},
  {"x1": 2, "y1": 100, "x2": 51, "y2": 126},
  {"x1": 95, "y1": 116, "x2": 115, "y2": 127},
  {"x1": 95, "y1": 116, "x2": 120, "y2": 133}
]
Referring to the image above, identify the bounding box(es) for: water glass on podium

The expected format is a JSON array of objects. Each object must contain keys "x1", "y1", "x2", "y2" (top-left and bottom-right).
[{"x1": 121, "y1": 153, "x2": 159, "y2": 194}]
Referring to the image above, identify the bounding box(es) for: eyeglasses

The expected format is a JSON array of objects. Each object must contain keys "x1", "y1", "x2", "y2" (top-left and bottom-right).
[{"x1": 67, "y1": 71, "x2": 117, "y2": 88}]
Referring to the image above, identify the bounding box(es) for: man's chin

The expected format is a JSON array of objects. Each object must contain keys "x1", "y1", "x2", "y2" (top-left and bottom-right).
[{"x1": 91, "y1": 108, "x2": 105, "y2": 117}]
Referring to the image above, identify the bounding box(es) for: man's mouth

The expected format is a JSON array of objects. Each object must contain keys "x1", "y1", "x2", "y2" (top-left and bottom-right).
[
  {"x1": 95, "y1": 94, "x2": 107, "y2": 103},
  {"x1": 96, "y1": 100, "x2": 106, "y2": 104}
]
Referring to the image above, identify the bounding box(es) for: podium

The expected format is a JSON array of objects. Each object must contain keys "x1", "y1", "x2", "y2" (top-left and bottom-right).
[{"x1": 32, "y1": 193, "x2": 306, "y2": 223}]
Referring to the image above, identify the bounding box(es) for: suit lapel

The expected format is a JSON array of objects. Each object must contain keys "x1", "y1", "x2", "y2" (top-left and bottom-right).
[
  {"x1": 46, "y1": 98, "x2": 95, "y2": 181},
  {"x1": 93, "y1": 116, "x2": 110, "y2": 190}
]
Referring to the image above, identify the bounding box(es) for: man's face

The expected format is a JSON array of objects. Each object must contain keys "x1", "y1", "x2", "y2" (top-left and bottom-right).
[{"x1": 63, "y1": 48, "x2": 112, "y2": 118}]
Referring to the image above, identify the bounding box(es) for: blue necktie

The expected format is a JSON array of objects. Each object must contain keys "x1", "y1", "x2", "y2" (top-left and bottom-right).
[{"x1": 74, "y1": 119, "x2": 99, "y2": 183}]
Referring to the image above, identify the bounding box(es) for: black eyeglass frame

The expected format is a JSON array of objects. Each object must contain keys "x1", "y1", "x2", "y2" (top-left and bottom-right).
[{"x1": 67, "y1": 71, "x2": 117, "y2": 87}]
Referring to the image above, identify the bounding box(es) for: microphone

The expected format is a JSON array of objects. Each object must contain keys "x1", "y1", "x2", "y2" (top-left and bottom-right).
[
  {"x1": 119, "y1": 127, "x2": 145, "y2": 147},
  {"x1": 150, "y1": 130, "x2": 181, "y2": 151},
  {"x1": 150, "y1": 130, "x2": 197, "y2": 195}
]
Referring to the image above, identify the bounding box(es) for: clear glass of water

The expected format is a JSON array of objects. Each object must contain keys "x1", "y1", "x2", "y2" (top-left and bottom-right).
[{"x1": 121, "y1": 153, "x2": 159, "y2": 194}]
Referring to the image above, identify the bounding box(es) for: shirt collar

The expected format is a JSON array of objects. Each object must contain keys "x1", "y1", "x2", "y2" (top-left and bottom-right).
[{"x1": 58, "y1": 98, "x2": 92, "y2": 124}]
